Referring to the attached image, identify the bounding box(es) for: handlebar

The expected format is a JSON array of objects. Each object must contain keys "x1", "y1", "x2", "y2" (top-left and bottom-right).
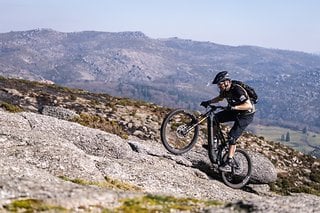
[
  {"x1": 212, "y1": 105, "x2": 225, "y2": 109},
  {"x1": 196, "y1": 104, "x2": 226, "y2": 121},
  {"x1": 206, "y1": 104, "x2": 226, "y2": 111}
]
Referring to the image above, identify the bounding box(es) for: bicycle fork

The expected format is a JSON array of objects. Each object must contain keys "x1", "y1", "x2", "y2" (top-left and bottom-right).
[{"x1": 183, "y1": 114, "x2": 206, "y2": 135}]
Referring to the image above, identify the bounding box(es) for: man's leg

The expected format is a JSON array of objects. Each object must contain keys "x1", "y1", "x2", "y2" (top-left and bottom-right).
[
  {"x1": 228, "y1": 144, "x2": 236, "y2": 158},
  {"x1": 228, "y1": 113, "x2": 254, "y2": 143},
  {"x1": 219, "y1": 114, "x2": 254, "y2": 172}
]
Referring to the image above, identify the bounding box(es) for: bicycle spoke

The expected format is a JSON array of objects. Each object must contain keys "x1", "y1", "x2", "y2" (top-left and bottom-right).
[
  {"x1": 166, "y1": 115, "x2": 195, "y2": 150},
  {"x1": 221, "y1": 149, "x2": 252, "y2": 188},
  {"x1": 161, "y1": 109, "x2": 199, "y2": 154}
]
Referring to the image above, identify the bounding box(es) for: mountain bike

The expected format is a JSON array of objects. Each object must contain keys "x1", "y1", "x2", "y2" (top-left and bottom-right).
[{"x1": 160, "y1": 105, "x2": 252, "y2": 189}]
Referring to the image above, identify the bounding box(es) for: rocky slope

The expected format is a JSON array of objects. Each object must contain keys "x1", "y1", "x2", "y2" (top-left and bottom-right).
[
  {"x1": 1, "y1": 29, "x2": 320, "y2": 132},
  {"x1": 1, "y1": 110, "x2": 319, "y2": 212},
  {"x1": 0, "y1": 76, "x2": 320, "y2": 212}
]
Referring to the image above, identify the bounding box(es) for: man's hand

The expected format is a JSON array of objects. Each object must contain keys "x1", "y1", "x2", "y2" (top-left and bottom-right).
[
  {"x1": 200, "y1": 100, "x2": 211, "y2": 108},
  {"x1": 225, "y1": 105, "x2": 235, "y2": 111}
]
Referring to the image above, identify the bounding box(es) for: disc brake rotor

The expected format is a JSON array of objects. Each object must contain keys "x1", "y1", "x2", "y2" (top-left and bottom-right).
[{"x1": 176, "y1": 125, "x2": 187, "y2": 139}]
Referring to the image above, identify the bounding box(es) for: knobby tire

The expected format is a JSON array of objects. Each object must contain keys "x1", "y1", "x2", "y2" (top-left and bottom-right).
[
  {"x1": 221, "y1": 148, "x2": 252, "y2": 189},
  {"x1": 160, "y1": 109, "x2": 199, "y2": 154}
]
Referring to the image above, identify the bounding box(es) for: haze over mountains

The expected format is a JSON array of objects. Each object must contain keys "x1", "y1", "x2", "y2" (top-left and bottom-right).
[{"x1": 0, "y1": 29, "x2": 320, "y2": 132}]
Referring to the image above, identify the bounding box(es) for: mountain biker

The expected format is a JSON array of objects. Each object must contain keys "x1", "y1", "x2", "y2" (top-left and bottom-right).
[{"x1": 200, "y1": 71, "x2": 255, "y2": 172}]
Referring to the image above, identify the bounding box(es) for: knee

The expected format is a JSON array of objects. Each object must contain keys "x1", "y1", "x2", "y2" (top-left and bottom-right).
[{"x1": 228, "y1": 136, "x2": 237, "y2": 145}]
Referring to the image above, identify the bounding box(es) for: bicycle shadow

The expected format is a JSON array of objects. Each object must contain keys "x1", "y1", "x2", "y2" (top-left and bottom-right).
[{"x1": 192, "y1": 160, "x2": 223, "y2": 181}]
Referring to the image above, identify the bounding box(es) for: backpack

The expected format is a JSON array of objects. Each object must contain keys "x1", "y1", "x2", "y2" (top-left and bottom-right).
[{"x1": 232, "y1": 80, "x2": 258, "y2": 104}]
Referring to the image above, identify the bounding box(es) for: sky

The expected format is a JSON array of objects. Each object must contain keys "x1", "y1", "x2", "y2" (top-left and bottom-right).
[{"x1": 0, "y1": 0, "x2": 319, "y2": 53}]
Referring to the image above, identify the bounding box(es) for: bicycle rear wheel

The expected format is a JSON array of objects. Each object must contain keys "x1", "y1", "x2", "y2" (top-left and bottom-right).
[
  {"x1": 160, "y1": 109, "x2": 199, "y2": 154},
  {"x1": 221, "y1": 148, "x2": 252, "y2": 189}
]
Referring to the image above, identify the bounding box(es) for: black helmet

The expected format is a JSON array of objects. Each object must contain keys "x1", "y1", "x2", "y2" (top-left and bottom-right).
[{"x1": 212, "y1": 71, "x2": 230, "y2": 84}]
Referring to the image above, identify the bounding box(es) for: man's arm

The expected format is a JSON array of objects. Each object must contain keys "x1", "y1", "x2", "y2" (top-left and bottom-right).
[
  {"x1": 232, "y1": 84, "x2": 253, "y2": 111},
  {"x1": 232, "y1": 99, "x2": 252, "y2": 111}
]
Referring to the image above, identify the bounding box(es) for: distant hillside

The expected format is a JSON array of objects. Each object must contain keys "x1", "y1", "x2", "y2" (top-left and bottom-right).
[{"x1": 0, "y1": 29, "x2": 320, "y2": 132}]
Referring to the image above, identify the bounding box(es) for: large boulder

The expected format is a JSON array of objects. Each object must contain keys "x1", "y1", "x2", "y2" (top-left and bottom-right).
[
  {"x1": 40, "y1": 105, "x2": 79, "y2": 121},
  {"x1": 249, "y1": 152, "x2": 277, "y2": 184}
]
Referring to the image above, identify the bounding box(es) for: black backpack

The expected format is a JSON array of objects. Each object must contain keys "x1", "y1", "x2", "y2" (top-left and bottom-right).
[{"x1": 232, "y1": 80, "x2": 258, "y2": 104}]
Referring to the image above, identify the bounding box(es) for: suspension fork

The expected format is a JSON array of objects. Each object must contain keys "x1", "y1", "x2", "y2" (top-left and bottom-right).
[{"x1": 183, "y1": 112, "x2": 208, "y2": 134}]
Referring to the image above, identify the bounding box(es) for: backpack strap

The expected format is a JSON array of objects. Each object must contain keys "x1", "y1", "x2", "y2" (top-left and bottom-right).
[{"x1": 233, "y1": 83, "x2": 249, "y2": 99}]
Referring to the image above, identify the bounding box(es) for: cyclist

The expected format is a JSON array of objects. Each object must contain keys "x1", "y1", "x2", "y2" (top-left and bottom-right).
[{"x1": 200, "y1": 71, "x2": 255, "y2": 172}]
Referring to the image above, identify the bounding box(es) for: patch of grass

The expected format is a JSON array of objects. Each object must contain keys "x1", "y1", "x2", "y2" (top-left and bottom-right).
[
  {"x1": 59, "y1": 176, "x2": 141, "y2": 192},
  {"x1": 0, "y1": 101, "x2": 23, "y2": 113},
  {"x1": 3, "y1": 198, "x2": 66, "y2": 212},
  {"x1": 115, "y1": 98, "x2": 135, "y2": 106},
  {"x1": 59, "y1": 176, "x2": 90, "y2": 185},
  {"x1": 113, "y1": 97, "x2": 151, "y2": 109},
  {"x1": 72, "y1": 113, "x2": 128, "y2": 139},
  {"x1": 104, "y1": 176, "x2": 141, "y2": 191},
  {"x1": 116, "y1": 194, "x2": 223, "y2": 213}
]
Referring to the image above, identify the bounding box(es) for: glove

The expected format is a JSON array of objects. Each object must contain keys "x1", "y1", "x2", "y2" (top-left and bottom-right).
[{"x1": 200, "y1": 100, "x2": 211, "y2": 108}]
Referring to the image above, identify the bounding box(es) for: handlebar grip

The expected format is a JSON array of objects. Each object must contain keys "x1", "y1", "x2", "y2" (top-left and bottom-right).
[{"x1": 209, "y1": 105, "x2": 226, "y2": 111}]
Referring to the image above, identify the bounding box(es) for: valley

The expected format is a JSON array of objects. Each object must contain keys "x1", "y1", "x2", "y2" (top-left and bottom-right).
[{"x1": 248, "y1": 124, "x2": 320, "y2": 155}]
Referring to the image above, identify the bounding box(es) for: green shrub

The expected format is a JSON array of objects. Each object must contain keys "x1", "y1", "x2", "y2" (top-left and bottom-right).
[
  {"x1": 310, "y1": 169, "x2": 320, "y2": 183},
  {"x1": 269, "y1": 172, "x2": 320, "y2": 196},
  {"x1": 72, "y1": 113, "x2": 128, "y2": 139},
  {"x1": 116, "y1": 194, "x2": 222, "y2": 213},
  {"x1": 59, "y1": 176, "x2": 141, "y2": 191},
  {"x1": 0, "y1": 101, "x2": 23, "y2": 113}
]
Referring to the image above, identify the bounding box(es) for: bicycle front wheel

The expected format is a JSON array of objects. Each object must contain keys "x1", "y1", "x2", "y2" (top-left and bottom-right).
[
  {"x1": 160, "y1": 109, "x2": 199, "y2": 154},
  {"x1": 221, "y1": 148, "x2": 252, "y2": 189}
]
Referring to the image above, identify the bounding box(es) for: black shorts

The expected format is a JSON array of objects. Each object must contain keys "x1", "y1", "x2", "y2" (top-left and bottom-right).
[{"x1": 215, "y1": 110, "x2": 254, "y2": 143}]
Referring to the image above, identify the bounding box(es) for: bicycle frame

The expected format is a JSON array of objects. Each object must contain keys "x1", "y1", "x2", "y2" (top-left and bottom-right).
[
  {"x1": 205, "y1": 107, "x2": 228, "y2": 164},
  {"x1": 184, "y1": 107, "x2": 226, "y2": 142},
  {"x1": 179, "y1": 106, "x2": 228, "y2": 165},
  {"x1": 184, "y1": 106, "x2": 227, "y2": 146}
]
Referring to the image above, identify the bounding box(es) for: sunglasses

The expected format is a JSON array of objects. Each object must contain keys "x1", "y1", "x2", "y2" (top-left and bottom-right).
[{"x1": 218, "y1": 81, "x2": 226, "y2": 86}]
